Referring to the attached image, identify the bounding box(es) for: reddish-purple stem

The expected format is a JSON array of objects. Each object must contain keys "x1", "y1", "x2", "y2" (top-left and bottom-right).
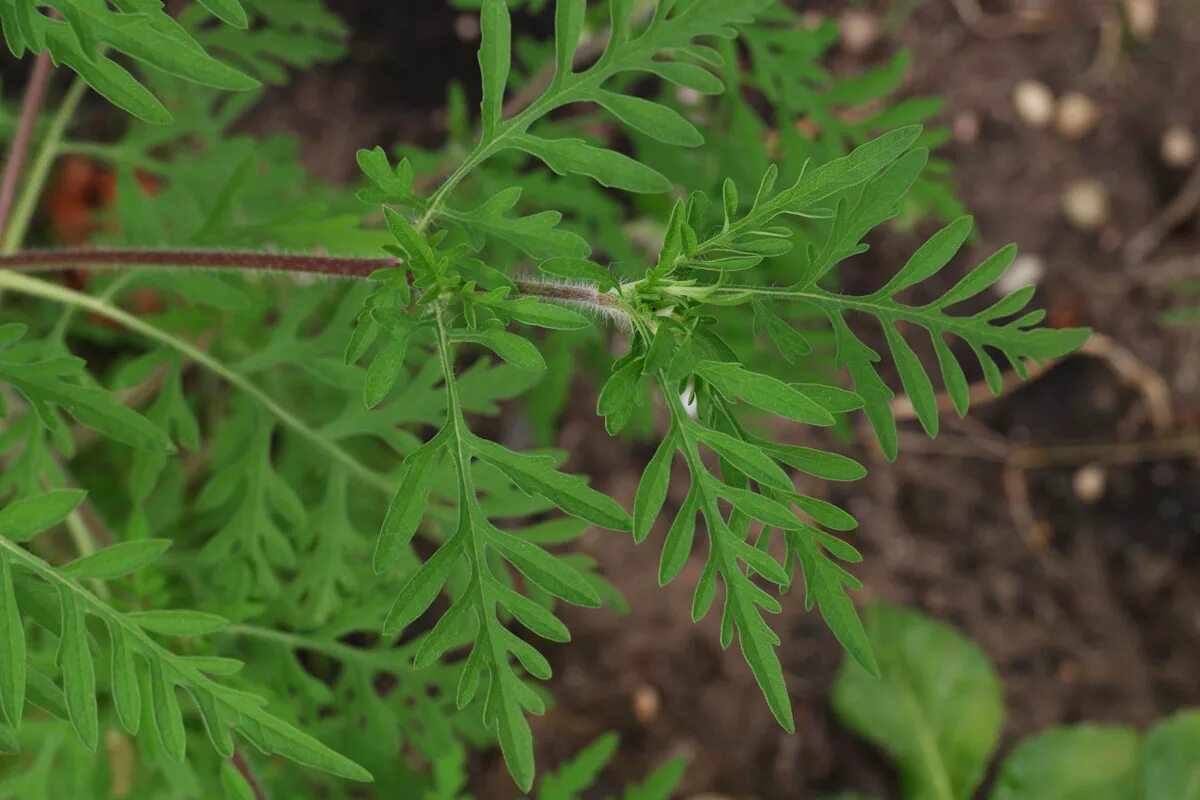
[
  {"x1": 0, "y1": 49, "x2": 54, "y2": 243},
  {"x1": 231, "y1": 751, "x2": 268, "y2": 800},
  {"x1": 0, "y1": 248, "x2": 399, "y2": 277}
]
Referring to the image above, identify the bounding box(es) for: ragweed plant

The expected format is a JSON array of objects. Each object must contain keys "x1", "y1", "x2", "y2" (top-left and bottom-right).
[{"x1": 0, "y1": 0, "x2": 1088, "y2": 795}]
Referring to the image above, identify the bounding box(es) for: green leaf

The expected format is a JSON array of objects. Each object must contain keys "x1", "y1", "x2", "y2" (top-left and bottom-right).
[
  {"x1": 758, "y1": 442, "x2": 867, "y2": 482},
  {"x1": 641, "y1": 60, "x2": 724, "y2": 95},
  {"x1": 494, "y1": 671, "x2": 536, "y2": 791},
  {"x1": 633, "y1": 430, "x2": 676, "y2": 544},
  {"x1": 454, "y1": 329, "x2": 546, "y2": 372},
  {"x1": 58, "y1": 539, "x2": 171, "y2": 580},
  {"x1": 697, "y1": 361, "x2": 834, "y2": 426},
  {"x1": 45, "y1": 31, "x2": 172, "y2": 124},
  {"x1": 57, "y1": 588, "x2": 98, "y2": 750},
  {"x1": 885, "y1": 323, "x2": 939, "y2": 436},
  {"x1": 991, "y1": 726, "x2": 1140, "y2": 800},
  {"x1": 196, "y1": 0, "x2": 249, "y2": 28},
  {"x1": 1141, "y1": 711, "x2": 1200, "y2": 800},
  {"x1": 553, "y1": 0, "x2": 585, "y2": 80},
  {"x1": 833, "y1": 604, "x2": 1003, "y2": 800},
  {"x1": 761, "y1": 311, "x2": 812, "y2": 363},
  {"x1": 876, "y1": 216, "x2": 973, "y2": 297},
  {"x1": 0, "y1": 323, "x2": 26, "y2": 349},
  {"x1": 658, "y1": 490, "x2": 697, "y2": 586},
  {"x1": 597, "y1": 359, "x2": 644, "y2": 435},
  {"x1": 595, "y1": 90, "x2": 703, "y2": 147},
  {"x1": 492, "y1": 296, "x2": 591, "y2": 330},
  {"x1": 936, "y1": 245, "x2": 1018, "y2": 309},
  {"x1": 793, "y1": 495, "x2": 857, "y2": 532},
  {"x1": 363, "y1": 335, "x2": 412, "y2": 408},
  {"x1": 489, "y1": 530, "x2": 601, "y2": 608},
  {"x1": 0, "y1": 490, "x2": 86, "y2": 543},
  {"x1": 540, "y1": 732, "x2": 619, "y2": 800},
  {"x1": 0, "y1": 560, "x2": 24, "y2": 728},
  {"x1": 511, "y1": 134, "x2": 672, "y2": 194},
  {"x1": 383, "y1": 530, "x2": 468, "y2": 636},
  {"x1": 128, "y1": 610, "x2": 229, "y2": 636},
  {"x1": 712, "y1": 483, "x2": 800, "y2": 530},
  {"x1": 0, "y1": 361, "x2": 173, "y2": 452},
  {"x1": 695, "y1": 427, "x2": 792, "y2": 492},
  {"x1": 623, "y1": 753, "x2": 689, "y2": 800},
  {"x1": 383, "y1": 207, "x2": 437, "y2": 274},
  {"x1": 471, "y1": 437, "x2": 632, "y2": 531},
  {"x1": 494, "y1": 583, "x2": 571, "y2": 642},
  {"x1": 109, "y1": 628, "x2": 140, "y2": 735},
  {"x1": 374, "y1": 434, "x2": 447, "y2": 573},
  {"x1": 149, "y1": 660, "x2": 186, "y2": 762},
  {"x1": 479, "y1": 0, "x2": 511, "y2": 138}
]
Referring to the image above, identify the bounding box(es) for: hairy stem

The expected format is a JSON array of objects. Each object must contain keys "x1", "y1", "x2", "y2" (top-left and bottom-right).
[
  {"x1": 0, "y1": 248, "x2": 627, "y2": 319},
  {"x1": 0, "y1": 49, "x2": 54, "y2": 244},
  {"x1": 0, "y1": 248, "x2": 399, "y2": 276}
]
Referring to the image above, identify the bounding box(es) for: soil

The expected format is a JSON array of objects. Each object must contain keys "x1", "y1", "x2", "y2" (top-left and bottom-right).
[{"x1": 240, "y1": 1, "x2": 1200, "y2": 797}]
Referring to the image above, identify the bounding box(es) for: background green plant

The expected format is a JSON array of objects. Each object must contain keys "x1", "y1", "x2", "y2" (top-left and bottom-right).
[
  {"x1": 832, "y1": 604, "x2": 1200, "y2": 800},
  {"x1": 0, "y1": 0, "x2": 1086, "y2": 796}
]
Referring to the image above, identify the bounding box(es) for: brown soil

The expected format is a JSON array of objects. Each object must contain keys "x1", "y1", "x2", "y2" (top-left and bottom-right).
[{"x1": 246, "y1": 2, "x2": 1200, "y2": 797}]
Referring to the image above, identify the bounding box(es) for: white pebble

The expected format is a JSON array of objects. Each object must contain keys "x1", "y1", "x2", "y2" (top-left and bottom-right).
[
  {"x1": 1161, "y1": 124, "x2": 1197, "y2": 169},
  {"x1": 1072, "y1": 465, "x2": 1107, "y2": 504},
  {"x1": 1055, "y1": 92, "x2": 1099, "y2": 140},
  {"x1": 953, "y1": 111, "x2": 981, "y2": 144},
  {"x1": 996, "y1": 254, "x2": 1046, "y2": 295},
  {"x1": 838, "y1": 9, "x2": 880, "y2": 55},
  {"x1": 1013, "y1": 80, "x2": 1056, "y2": 129},
  {"x1": 1122, "y1": 0, "x2": 1158, "y2": 41},
  {"x1": 1062, "y1": 180, "x2": 1109, "y2": 231}
]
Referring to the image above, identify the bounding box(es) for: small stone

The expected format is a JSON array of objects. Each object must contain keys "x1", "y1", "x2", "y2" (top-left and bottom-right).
[
  {"x1": 1055, "y1": 92, "x2": 1099, "y2": 140},
  {"x1": 1122, "y1": 0, "x2": 1158, "y2": 41},
  {"x1": 953, "y1": 111, "x2": 981, "y2": 144},
  {"x1": 632, "y1": 684, "x2": 661, "y2": 724},
  {"x1": 996, "y1": 253, "x2": 1045, "y2": 295},
  {"x1": 454, "y1": 13, "x2": 480, "y2": 41},
  {"x1": 1062, "y1": 179, "x2": 1109, "y2": 231},
  {"x1": 1161, "y1": 124, "x2": 1197, "y2": 169},
  {"x1": 675, "y1": 86, "x2": 702, "y2": 107},
  {"x1": 1072, "y1": 464, "x2": 1107, "y2": 504},
  {"x1": 1013, "y1": 80, "x2": 1056, "y2": 129},
  {"x1": 838, "y1": 9, "x2": 880, "y2": 55}
]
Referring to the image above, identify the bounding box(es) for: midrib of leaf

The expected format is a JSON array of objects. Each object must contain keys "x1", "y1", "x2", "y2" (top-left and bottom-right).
[
  {"x1": 223, "y1": 623, "x2": 404, "y2": 672},
  {"x1": 899, "y1": 688, "x2": 955, "y2": 800},
  {"x1": 432, "y1": 303, "x2": 515, "y2": 737},
  {"x1": 656, "y1": 372, "x2": 794, "y2": 732},
  {"x1": 714, "y1": 286, "x2": 1043, "y2": 350},
  {"x1": 0, "y1": 270, "x2": 392, "y2": 495}
]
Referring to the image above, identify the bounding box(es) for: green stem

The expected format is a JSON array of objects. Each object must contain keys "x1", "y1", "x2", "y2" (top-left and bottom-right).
[
  {"x1": 2, "y1": 76, "x2": 88, "y2": 255},
  {"x1": 0, "y1": 270, "x2": 393, "y2": 496},
  {"x1": 714, "y1": 284, "x2": 1035, "y2": 348},
  {"x1": 222, "y1": 623, "x2": 399, "y2": 671}
]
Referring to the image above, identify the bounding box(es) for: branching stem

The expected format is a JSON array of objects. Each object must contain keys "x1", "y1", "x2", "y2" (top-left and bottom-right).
[
  {"x1": 0, "y1": 269, "x2": 393, "y2": 496},
  {"x1": 0, "y1": 49, "x2": 54, "y2": 244}
]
